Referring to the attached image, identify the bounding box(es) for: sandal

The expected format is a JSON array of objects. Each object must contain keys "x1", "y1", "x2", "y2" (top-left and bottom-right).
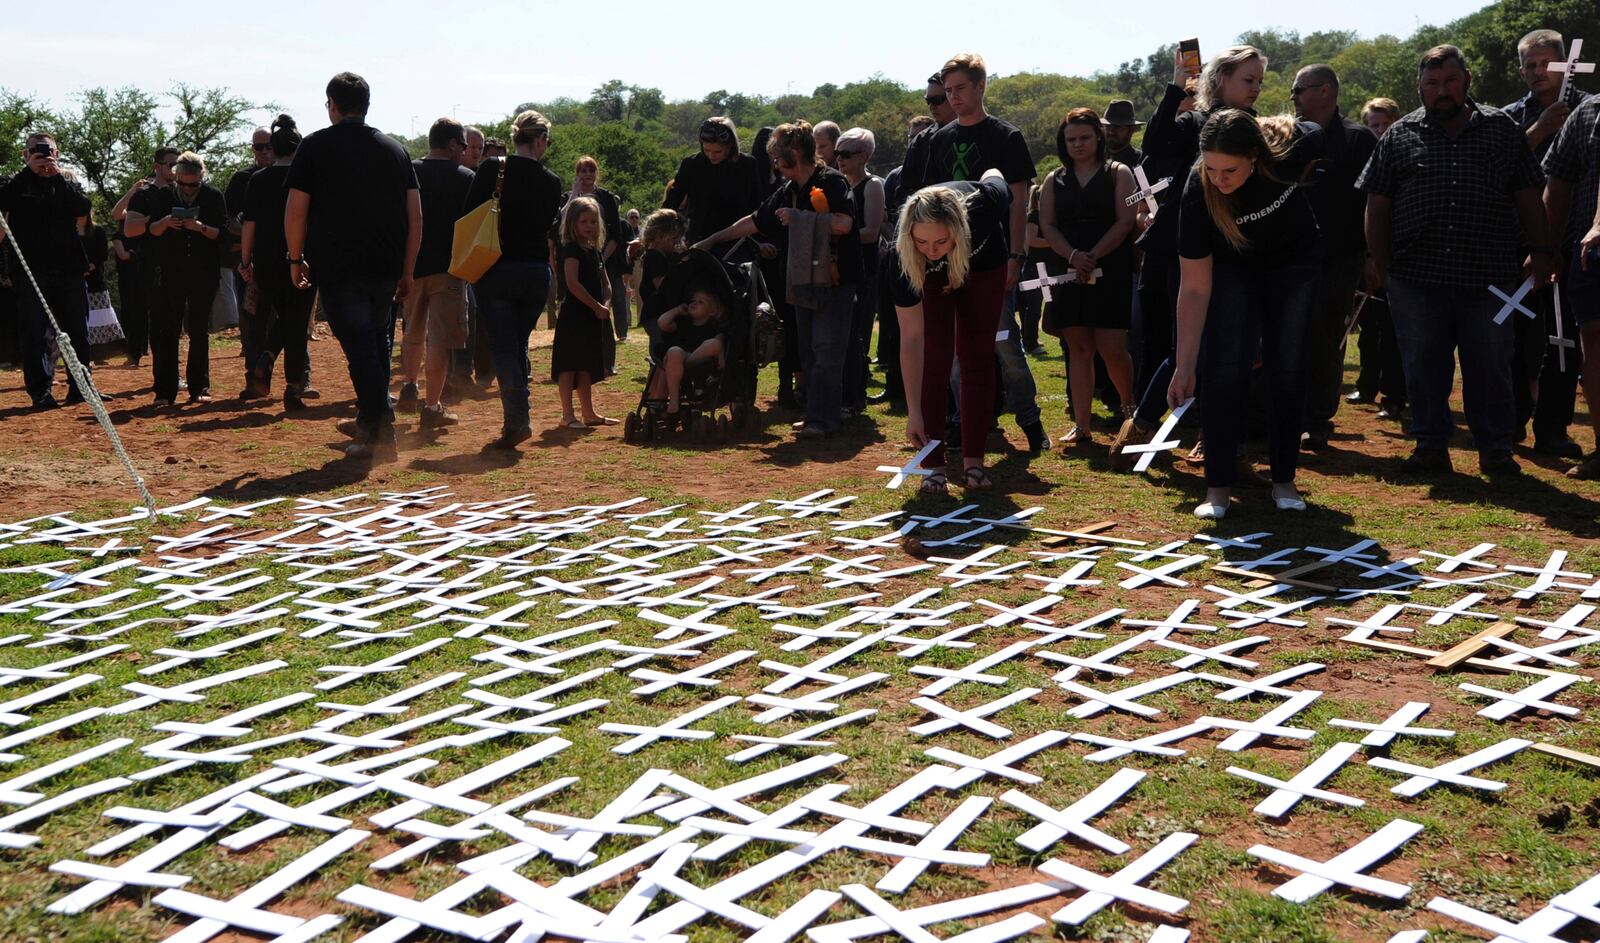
[
  {"x1": 961, "y1": 466, "x2": 994, "y2": 492},
  {"x1": 1058, "y1": 425, "x2": 1092, "y2": 449},
  {"x1": 564, "y1": 419, "x2": 587, "y2": 430},
  {"x1": 918, "y1": 472, "x2": 948, "y2": 496},
  {"x1": 584, "y1": 416, "x2": 619, "y2": 426}
]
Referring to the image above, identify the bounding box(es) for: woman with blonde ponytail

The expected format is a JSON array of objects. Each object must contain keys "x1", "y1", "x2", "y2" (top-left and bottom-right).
[{"x1": 1168, "y1": 109, "x2": 1324, "y2": 519}]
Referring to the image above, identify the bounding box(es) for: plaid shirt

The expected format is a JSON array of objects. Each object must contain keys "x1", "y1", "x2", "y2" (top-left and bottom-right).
[
  {"x1": 1503, "y1": 85, "x2": 1591, "y2": 160},
  {"x1": 1544, "y1": 94, "x2": 1600, "y2": 249},
  {"x1": 1357, "y1": 99, "x2": 1545, "y2": 288}
]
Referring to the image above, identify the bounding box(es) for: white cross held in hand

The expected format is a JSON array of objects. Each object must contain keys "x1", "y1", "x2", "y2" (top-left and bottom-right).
[
  {"x1": 877, "y1": 440, "x2": 942, "y2": 490},
  {"x1": 1490, "y1": 277, "x2": 1540, "y2": 325},
  {"x1": 1548, "y1": 38, "x2": 1594, "y2": 100},
  {"x1": 1019, "y1": 262, "x2": 1103, "y2": 301},
  {"x1": 1550, "y1": 282, "x2": 1577, "y2": 372},
  {"x1": 1125, "y1": 164, "x2": 1170, "y2": 215},
  {"x1": 1121, "y1": 396, "x2": 1194, "y2": 473}
]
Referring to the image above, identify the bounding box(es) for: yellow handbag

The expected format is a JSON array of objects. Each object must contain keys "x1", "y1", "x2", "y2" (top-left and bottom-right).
[{"x1": 449, "y1": 158, "x2": 504, "y2": 282}]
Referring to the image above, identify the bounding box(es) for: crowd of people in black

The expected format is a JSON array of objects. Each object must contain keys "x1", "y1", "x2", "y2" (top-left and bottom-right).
[{"x1": 2, "y1": 34, "x2": 1599, "y2": 516}]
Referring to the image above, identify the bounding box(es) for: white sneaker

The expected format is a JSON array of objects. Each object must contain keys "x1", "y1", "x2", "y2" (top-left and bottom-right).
[
  {"x1": 1193, "y1": 501, "x2": 1228, "y2": 520},
  {"x1": 1274, "y1": 495, "x2": 1307, "y2": 512}
]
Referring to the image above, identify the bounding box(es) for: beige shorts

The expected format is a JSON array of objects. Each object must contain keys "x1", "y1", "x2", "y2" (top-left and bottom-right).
[{"x1": 403, "y1": 272, "x2": 469, "y2": 350}]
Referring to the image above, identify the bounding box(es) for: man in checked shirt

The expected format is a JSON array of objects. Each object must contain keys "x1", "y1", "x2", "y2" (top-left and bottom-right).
[{"x1": 1359, "y1": 44, "x2": 1559, "y2": 478}]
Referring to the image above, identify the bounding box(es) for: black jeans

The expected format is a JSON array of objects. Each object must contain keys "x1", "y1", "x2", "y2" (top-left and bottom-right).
[
  {"x1": 876, "y1": 254, "x2": 902, "y2": 400},
  {"x1": 320, "y1": 274, "x2": 398, "y2": 434},
  {"x1": 255, "y1": 270, "x2": 315, "y2": 389},
  {"x1": 117, "y1": 259, "x2": 149, "y2": 360},
  {"x1": 1531, "y1": 259, "x2": 1582, "y2": 443},
  {"x1": 475, "y1": 257, "x2": 553, "y2": 433},
  {"x1": 152, "y1": 267, "x2": 216, "y2": 400},
  {"x1": 1200, "y1": 253, "x2": 1320, "y2": 487},
  {"x1": 1134, "y1": 252, "x2": 1183, "y2": 426},
  {"x1": 1353, "y1": 293, "x2": 1406, "y2": 406},
  {"x1": 1301, "y1": 250, "x2": 1367, "y2": 438},
  {"x1": 15, "y1": 270, "x2": 90, "y2": 402}
]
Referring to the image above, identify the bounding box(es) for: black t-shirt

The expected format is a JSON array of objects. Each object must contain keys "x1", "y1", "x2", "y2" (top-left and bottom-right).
[
  {"x1": 0, "y1": 169, "x2": 91, "y2": 276},
  {"x1": 892, "y1": 175, "x2": 1011, "y2": 306},
  {"x1": 242, "y1": 164, "x2": 293, "y2": 278},
  {"x1": 412, "y1": 157, "x2": 476, "y2": 278},
  {"x1": 922, "y1": 116, "x2": 1037, "y2": 189},
  {"x1": 284, "y1": 119, "x2": 418, "y2": 281},
  {"x1": 1178, "y1": 168, "x2": 1320, "y2": 267},
  {"x1": 126, "y1": 184, "x2": 162, "y2": 260},
  {"x1": 141, "y1": 182, "x2": 230, "y2": 274},
  {"x1": 466, "y1": 156, "x2": 562, "y2": 263},
  {"x1": 663, "y1": 151, "x2": 763, "y2": 245},
  {"x1": 639, "y1": 248, "x2": 677, "y2": 326},
  {"x1": 754, "y1": 165, "x2": 862, "y2": 286},
  {"x1": 222, "y1": 165, "x2": 259, "y2": 266}
]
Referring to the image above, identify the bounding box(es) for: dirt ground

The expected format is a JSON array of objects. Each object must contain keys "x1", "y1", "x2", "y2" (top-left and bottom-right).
[{"x1": 2, "y1": 322, "x2": 1597, "y2": 538}]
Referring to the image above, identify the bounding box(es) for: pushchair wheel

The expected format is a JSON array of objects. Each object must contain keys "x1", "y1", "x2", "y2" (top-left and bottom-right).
[
  {"x1": 641, "y1": 415, "x2": 656, "y2": 442},
  {"x1": 717, "y1": 415, "x2": 731, "y2": 442},
  {"x1": 624, "y1": 413, "x2": 639, "y2": 443}
]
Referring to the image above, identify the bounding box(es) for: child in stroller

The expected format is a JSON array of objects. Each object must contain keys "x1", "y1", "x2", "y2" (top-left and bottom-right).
[{"x1": 650, "y1": 289, "x2": 726, "y2": 422}]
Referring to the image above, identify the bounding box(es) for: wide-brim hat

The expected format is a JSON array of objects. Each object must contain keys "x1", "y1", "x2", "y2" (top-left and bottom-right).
[{"x1": 1102, "y1": 100, "x2": 1144, "y2": 127}]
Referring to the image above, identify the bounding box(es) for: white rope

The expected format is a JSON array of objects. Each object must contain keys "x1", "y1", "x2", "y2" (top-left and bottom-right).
[{"x1": 0, "y1": 211, "x2": 157, "y2": 515}]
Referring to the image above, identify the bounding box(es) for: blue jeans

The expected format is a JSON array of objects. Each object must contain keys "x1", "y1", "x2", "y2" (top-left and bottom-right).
[
  {"x1": 475, "y1": 257, "x2": 552, "y2": 433},
  {"x1": 951, "y1": 288, "x2": 1042, "y2": 429},
  {"x1": 320, "y1": 274, "x2": 398, "y2": 434},
  {"x1": 796, "y1": 286, "x2": 855, "y2": 433},
  {"x1": 1200, "y1": 254, "x2": 1319, "y2": 487},
  {"x1": 1385, "y1": 275, "x2": 1515, "y2": 452},
  {"x1": 15, "y1": 270, "x2": 89, "y2": 402}
]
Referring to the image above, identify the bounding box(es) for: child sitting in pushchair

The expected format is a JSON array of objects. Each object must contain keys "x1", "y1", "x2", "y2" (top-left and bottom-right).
[{"x1": 649, "y1": 286, "x2": 727, "y2": 420}]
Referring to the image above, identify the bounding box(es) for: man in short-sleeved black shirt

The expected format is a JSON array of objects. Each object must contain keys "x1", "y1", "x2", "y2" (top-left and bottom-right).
[
  {"x1": 285, "y1": 72, "x2": 421, "y2": 460},
  {"x1": 0, "y1": 132, "x2": 92, "y2": 408},
  {"x1": 225, "y1": 127, "x2": 272, "y2": 366}
]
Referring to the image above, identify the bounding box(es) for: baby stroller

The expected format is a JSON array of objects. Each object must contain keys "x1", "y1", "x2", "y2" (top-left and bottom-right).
[{"x1": 624, "y1": 246, "x2": 778, "y2": 444}]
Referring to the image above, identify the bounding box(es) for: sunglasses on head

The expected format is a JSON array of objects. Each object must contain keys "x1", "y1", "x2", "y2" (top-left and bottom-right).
[
  {"x1": 925, "y1": 94, "x2": 947, "y2": 106},
  {"x1": 699, "y1": 122, "x2": 734, "y2": 144}
]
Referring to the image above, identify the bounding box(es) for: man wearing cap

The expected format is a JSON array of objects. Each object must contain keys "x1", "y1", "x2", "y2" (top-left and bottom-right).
[{"x1": 1102, "y1": 100, "x2": 1144, "y2": 168}]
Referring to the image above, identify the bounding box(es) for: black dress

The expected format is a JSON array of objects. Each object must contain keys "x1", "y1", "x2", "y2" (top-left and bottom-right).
[
  {"x1": 1042, "y1": 162, "x2": 1134, "y2": 333},
  {"x1": 551, "y1": 241, "x2": 606, "y2": 382}
]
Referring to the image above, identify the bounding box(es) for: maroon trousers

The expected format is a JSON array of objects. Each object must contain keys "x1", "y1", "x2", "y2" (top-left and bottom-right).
[{"x1": 918, "y1": 263, "x2": 1008, "y2": 468}]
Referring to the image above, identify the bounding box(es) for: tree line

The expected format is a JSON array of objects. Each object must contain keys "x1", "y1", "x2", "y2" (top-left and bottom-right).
[{"x1": 2, "y1": 0, "x2": 1596, "y2": 222}]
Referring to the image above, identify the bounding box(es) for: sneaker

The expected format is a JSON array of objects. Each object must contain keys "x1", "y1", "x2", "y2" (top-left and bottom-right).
[
  {"x1": 336, "y1": 418, "x2": 365, "y2": 439},
  {"x1": 1108, "y1": 416, "x2": 1155, "y2": 472},
  {"x1": 1345, "y1": 390, "x2": 1376, "y2": 405},
  {"x1": 419, "y1": 404, "x2": 459, "y2": 430},
  {"x1": 1027, "y1": 344, "x2": 1049, "y2": 357},
  {"x1": 152, "y1": 396, "x2": 173, "y2": 409},
  {"x1": 1021, "y1": 419, "x2": 1048, "y2": 455},
  {"x1": 1299, "y1": 431, "x2": 1329, "y2": 452},
  {"x1": 485, "y1": 426, "x2": 533, "y2": 451},
  {"x1": 189, "y1": 389, "x2": 212, "y2": 404},
  {"x1": 1399, "y1": 447, "x2": 1452, "y2": 475},
  {"x1": 299, "y1": 383, "x2": 320, "y2": 399},
  {"x1": 32, "y1": 394, "x2": 60, "y2": 411},
  {"x1": 1567, "y1": 454, "x2": 1600, "y2": 480},
  {"x1": 1533, "y1": 436, "x2": 1585, "y2": 460},
  {"x1": 396, "y1": 381, "x2": 420, "y2": 413},
  {"x1": 345, "y1": 427, "x2": 398, "y2": 462},
  {"x1": 1376, "y1": 404, "x2": 1405, "y2": 421},
  {"x1": 1479, "y1": 449, "x2": 1521, "y2": 477}
]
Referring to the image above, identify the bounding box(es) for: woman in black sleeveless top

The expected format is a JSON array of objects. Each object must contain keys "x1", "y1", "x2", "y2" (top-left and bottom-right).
[{"x1": 1038, "y1": 108, "x2": 1137, "y2": 449}]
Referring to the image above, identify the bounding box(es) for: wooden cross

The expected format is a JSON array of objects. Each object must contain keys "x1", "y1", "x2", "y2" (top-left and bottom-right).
[
  {"x1": 1125, "y1": 164, "x2": 1171, "y2": 215},
  {"x1": 1551, "y1": 284, "x2": 1577, "y2": 371},
  {"x1": 1547, "y1": 38, "x2": 1594, "y2": 100},
  {"x1": 1019, "y1": 262, "x2": 1103, "y2": 300},
  {"x1": 1490, "y1": 276, "x2": 1540, "y2": 325}
]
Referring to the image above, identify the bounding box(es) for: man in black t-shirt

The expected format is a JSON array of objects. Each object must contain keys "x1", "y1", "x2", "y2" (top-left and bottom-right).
[
  {"x1": 225, "y1": 127, "x2": 272, "y2": 369},
  {"x1": 0, "y1": 133, "x2": 92, "y2": 409},
  {"x1": 920, "y1": 53, "x2": 1047, "y2": 454},
  {"x1": 398, "y1": 118, "x2": 475, "y2": 428},
  {"x1": 111, "y1": 146, "x2": 179, "y2": 367},
  {"x1": 285, "y1": 72, "x2": 422, "y2": 461}
]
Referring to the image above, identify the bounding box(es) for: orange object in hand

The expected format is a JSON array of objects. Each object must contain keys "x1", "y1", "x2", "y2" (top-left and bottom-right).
[{"x1": 809, "y1": 187, "x2": 829, "y2": 213}]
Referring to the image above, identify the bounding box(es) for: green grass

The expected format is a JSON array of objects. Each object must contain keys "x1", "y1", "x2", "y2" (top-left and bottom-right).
[{"x1": 0, "y1": 334, "x2": 1596, "y2": 943}]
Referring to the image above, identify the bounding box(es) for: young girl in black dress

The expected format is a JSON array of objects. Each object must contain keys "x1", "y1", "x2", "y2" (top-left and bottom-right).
[{"x1": 552, "y1": 196, "x2": 616, "y2": 428}]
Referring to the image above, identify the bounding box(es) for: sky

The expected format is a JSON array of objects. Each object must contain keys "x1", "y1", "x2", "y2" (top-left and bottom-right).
[{"x1": 4, "y1": 0, "x2": 1486, "y2": 140}]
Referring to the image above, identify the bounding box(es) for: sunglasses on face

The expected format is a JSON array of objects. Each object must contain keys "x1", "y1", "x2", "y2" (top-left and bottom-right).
[
  {"x1": 834, "y1": 149, "x2": 861, "y2": 160},
  {"x1": 251, "y1": 143, "x2": 270, "y2": 151},
  {"x1": 177, "y1": 181, "x2": 201, "y2": 189},
  {"x1": 925, "y1": 94, "x2": 947, "y2": 106},
  {"x1": 1290, "y1": 82, "x2": 1325, "y2": 96}
]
